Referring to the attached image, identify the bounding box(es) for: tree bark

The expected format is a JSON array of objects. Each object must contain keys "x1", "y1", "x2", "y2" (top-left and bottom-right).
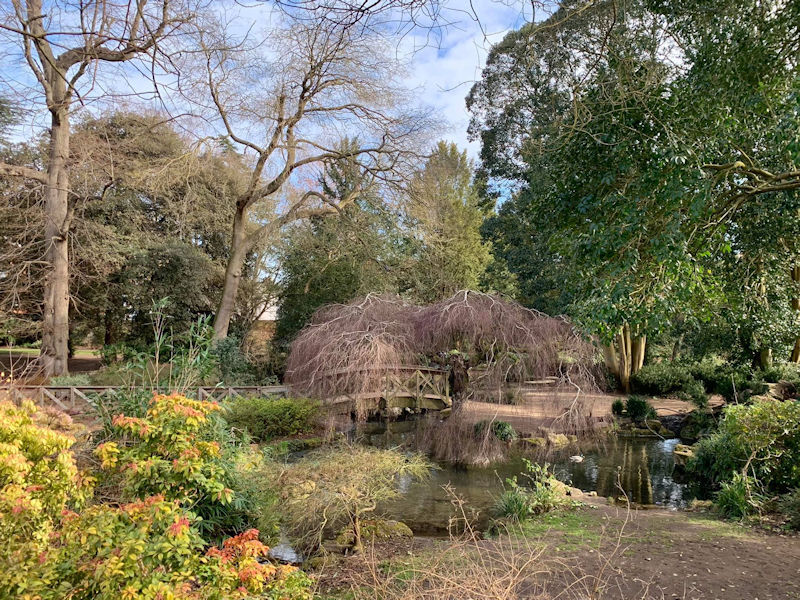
[
  {"x1": 213, "y1": 209, "x2": 248, "y2": 339},
  {"x1": 39, "y1": 85, "x2": 71, "y2": 376},
  {"x1": 605, "y1": 323, "x2": 646, "y2": 393},
  {"x1": 791, "y1": 265, "x2": 800, "y2": 362}
]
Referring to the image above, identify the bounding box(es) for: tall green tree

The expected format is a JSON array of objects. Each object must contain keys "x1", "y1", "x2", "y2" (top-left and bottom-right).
[
  {"x1": 468, "y1": 0, "x2": 800, "y2": 384},
  {"x1": 405, "y1": 141, "x2": 491, "y2": 303}
]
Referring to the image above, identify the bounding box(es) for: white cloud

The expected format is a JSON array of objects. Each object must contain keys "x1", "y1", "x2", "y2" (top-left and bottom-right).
[{"x1": 399, "y1": 0, "x2": 528, "y2": 157}]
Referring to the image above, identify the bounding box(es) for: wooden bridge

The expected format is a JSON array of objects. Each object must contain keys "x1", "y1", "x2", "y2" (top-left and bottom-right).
[{"x1": 315, "y1": 365, "x2": 452, "y2": 414}]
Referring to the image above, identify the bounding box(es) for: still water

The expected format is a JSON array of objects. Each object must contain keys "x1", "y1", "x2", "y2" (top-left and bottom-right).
[{"x1": 356, "y1": 420, "x2": 693, "y2": 535}]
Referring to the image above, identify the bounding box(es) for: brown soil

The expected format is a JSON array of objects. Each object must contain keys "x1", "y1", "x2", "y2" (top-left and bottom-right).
[
  {"x1": 0, "y1": 351, "x2": 101, "y2": 379},
  {"x1": 314, "y1": 499, "x2": 800, "y2": 600},
  {"x1": 581, "y1": 499, "x2": 800, "y2": 600}
]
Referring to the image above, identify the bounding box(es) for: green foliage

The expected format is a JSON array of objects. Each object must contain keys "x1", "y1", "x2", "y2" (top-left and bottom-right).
[
  {"x1": 631, "y1": 362, "x2": 697, "y2": 396},
  {"x1": 0, "y1": 399, "x2": 311, "y2": 599},
  {"x1": 49, "y1": 373, "x2": 93, "y2": 386},
  {"x1": 213, "y1": 335, "x2": 277, "y2": 385},
  {"x1": 492, "y1": 460, "x2": 565, "y2": 523},
  {"x1": 715, "y1": 473, "x2": 766, "y2": 520},
  {"x1": 96, "y1": 394, "x2": 251, "y2": 540},
  {"x1": 405, "y1": 141, "x2": 492, "y2": 303},
  {"x1": 689, "y1": 400, "x2": 800, "y2": 502},
  {"x1": 26, "y1": 498, "x2": 310, "y2": 600},
  {"x1": 0, "y1": 401, "x2": 92, "y2": 596},
  {"x1": 611, "y1": 398, "x2": 626, "y2": 417},
  {"x1": 474, "y1": 419, "x2": 517, "y2": 442},
  {"x1": 690, "y1": 362, "x2": 767, "y2": 402},
  {"x1": 778, "y1": 489, "x2": 800, "y2": 530},
  {"x1": 225, "y1": 396, "x2": 320, "y2": 442},
  {"x1": 275, "y1": 139, "x2": 403, "y2": 346},
  {"x1": 624, "y1": 395, "x2": 657, "y2": 423}
]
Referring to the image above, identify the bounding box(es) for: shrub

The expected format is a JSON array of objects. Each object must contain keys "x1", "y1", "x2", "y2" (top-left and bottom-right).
[
  {"x1": 631, "y1": 362, "x2": 695, "y2": 396},
  {"x1": 225, "y1": 396, "x2": 320, "y2": 442},
  {"x1": 625, "y1": 395, "x2": 656, "y2": 423},
  {"x1": 689, "y1": 399, "x2": 800, "y2": 511},
  {"x1": 276, "y1": 444, "x2": 432, "y2": 554},
  {"x1": 96, "y1": 393, "x2": 252, "y2": 540},
  {"x1": 31, "y1": 497, "x2": 310, "y2": 600},
  {"x1": 690, "y1": 362, "x2": 767, "y2": 402},
  {"x1": 0, "y1": 401, "x2": 92, "y2": 596},
  {"x1": 214, "y1": 336, "x2": 277, "y2": 386},
  {"x1": 778, "y1": 489, "x2": 800, "y2": 530},
  {"x1": 1, "y1": 400, "x2": 311, "y2": 600},
  {"x1": 715, "y1": 473, "x2": 765, "y2": 519},
  {"x1": 474, "y1": 419, "x2": 517, "y2": 442},
  {"x1": 49, "y1": 373, "x2": 92, "y2": 386},
  {"x1": 492, "y1": 460, "x2": 565, "y2": 523},
  {"x1": 611, "y1": 398, "x2": 625, "y2": 417}
]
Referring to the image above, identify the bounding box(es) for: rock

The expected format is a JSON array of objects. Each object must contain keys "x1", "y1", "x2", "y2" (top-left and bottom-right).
[
  {"x1": 522, "y1": 436, "x2": 546, "y2": 447},
  {"x1": 335, "y1": 519, "x2": 413, "y2": 547},
  {"x1": 587, "y1": 491, "x2": 597, "y2": 497},
  {"x1": 566, "y1": 486, "x2": 584, "y2": 497},
  {"x1": 547, "y1": 433, "x2": 570, "y2": 447},
  {"x1": 673, "y1": 443, "x2": 695, "y2": 466}
]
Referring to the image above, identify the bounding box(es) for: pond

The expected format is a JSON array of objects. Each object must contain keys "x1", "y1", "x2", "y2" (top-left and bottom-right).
[{"x1": 354, "y1": 419, "x2": 694, "y2": 535}]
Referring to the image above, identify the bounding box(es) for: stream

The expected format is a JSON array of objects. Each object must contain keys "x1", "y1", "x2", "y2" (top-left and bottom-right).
[{"x1": 355, "y1": 419, "x2": 694, "y2": 535}]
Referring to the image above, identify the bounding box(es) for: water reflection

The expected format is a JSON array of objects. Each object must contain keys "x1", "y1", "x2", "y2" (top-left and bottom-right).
[{"x1": 355, "y1": 420, "x2": 693, "y2": 534}]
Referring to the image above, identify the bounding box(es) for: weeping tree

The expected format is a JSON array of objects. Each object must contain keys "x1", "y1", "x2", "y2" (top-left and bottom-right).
[{"x1": 285, "y1": 290, "x2": 600, "y2": 408}]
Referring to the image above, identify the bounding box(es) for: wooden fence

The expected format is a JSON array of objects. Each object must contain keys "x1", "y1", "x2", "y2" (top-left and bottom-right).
[{"x1": 0, "y1": 385, "x2": 288, "y2": 413}]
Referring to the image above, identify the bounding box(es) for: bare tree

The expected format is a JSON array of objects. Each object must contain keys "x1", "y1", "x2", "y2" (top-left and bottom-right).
[
  {"x1": 0, "y1": 0, "x2": 194, "y2": 375},
  {"x1": 187, "y1": 13, "x2": 434, "y2": 339}
]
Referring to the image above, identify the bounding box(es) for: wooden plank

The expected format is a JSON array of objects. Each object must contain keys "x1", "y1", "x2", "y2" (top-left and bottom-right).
[{"x1": 40, "y1": 387, "x2": 68, "y2": 410}]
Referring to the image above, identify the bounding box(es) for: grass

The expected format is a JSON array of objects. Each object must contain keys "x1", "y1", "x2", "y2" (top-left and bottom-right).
[
  {"x1": 686, "y1": 513, "x2": 753, "y2": 541},
  {"x1": 517, "y1": 507, "x2": 603, "y2": 551},
  {"x1": 0, "y1": 347, "x2": 99, "y2": 358}
]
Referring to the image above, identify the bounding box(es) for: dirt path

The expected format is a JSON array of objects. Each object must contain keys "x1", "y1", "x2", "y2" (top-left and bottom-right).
[
  {"x1": 461, "y1": 388, "x2": 723, "y2": 436},
  {"x1": 316, "y1": 500, "x2": 800, "y2": 600},
  {"x1": 543, "y1": 499, "x2": 800, "y2": 600}
]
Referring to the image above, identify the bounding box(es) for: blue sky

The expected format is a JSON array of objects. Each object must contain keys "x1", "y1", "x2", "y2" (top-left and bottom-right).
[
  {"x1": 399, "y1": 0, "x2": 535, "y2": 156},
  {"x1": 0, "y1": 1, "x2": 539, "y2": 158}
]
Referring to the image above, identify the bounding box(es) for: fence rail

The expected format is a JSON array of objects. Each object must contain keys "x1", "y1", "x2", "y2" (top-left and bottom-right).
[{"x1": 0, "y1": 385, "x2": 289, "y2": 413}]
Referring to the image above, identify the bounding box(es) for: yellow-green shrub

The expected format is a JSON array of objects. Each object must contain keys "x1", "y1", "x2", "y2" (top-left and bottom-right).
[
  {"x1": 0, "y1": 399, "x2": 312, "y2": 600},
  {"x1": 0, "y1": 400, "x2": 92, "y2": 596}
]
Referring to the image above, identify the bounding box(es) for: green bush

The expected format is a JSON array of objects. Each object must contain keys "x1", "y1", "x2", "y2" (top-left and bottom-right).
[
  {"x1": 225, "y1": 396, "x2": 320, "y2": 442},
  {"x1": 690, "y1": 362, "x2": 767, "y2": 402},
  {"x1": 625, "y1": 395, "x2": 656, "y2": 423},
  {"x1": 778, "y1": 489, "x2": 800, "y2": 530},
  {"x1": 631, "y1": 362, "x2": 696, "y2": 396},
  {"x1": 689, "y1": 399, "x2": 800, "y2": 498},
  {"x1": 715, "y1": 473, "x2": 765, "y2": 519},
  {"x1": 49, "y1": 373, "x2": 92, "y2": 386},
  {"x1": 474, "y1": 419, "x2": 517, "y2": 442},
  {"x1": 611, "y1": 398, "x2": 625, "y2": 417},
  {"x1": 492, "y1": 461, "x2": 565, "y2": 522},
  {"x1": 213, "y1": 336, "x2": 278, "y2": 386}
]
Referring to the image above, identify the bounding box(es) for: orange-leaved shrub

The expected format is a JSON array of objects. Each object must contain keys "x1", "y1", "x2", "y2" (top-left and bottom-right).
[
  {"x1": 96, "y1": 393, "x2": 255, "y2": 539},
  {"x1": 0, "y1": 399, "x2": 93, "y2": 595},
  {"x1": 0, "y1": 399, "x2": 312, "y2": 600}
]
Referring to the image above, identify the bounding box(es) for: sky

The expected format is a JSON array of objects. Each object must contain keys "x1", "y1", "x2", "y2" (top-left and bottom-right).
[
  {"x1": 0, "y1": 1, "x2": 540, "y2": 158},
  {"x1": 397, "y1": 0, "x2": 535, "y2": 156}
]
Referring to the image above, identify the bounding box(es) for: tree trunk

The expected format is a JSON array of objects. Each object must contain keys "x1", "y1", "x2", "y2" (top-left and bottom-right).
[
  {"x1": 791, "y1": 265, "x2": 800, "y2": 362},
  {"x1": 213, "y1": 209, "x2": 248, "y2": 340},
  {"x1": 39, "y1": 98, "x2": 71, "y2": 376},
  {"x1": 605, "y1": 324, "x2": 646, "y2": 393}
]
